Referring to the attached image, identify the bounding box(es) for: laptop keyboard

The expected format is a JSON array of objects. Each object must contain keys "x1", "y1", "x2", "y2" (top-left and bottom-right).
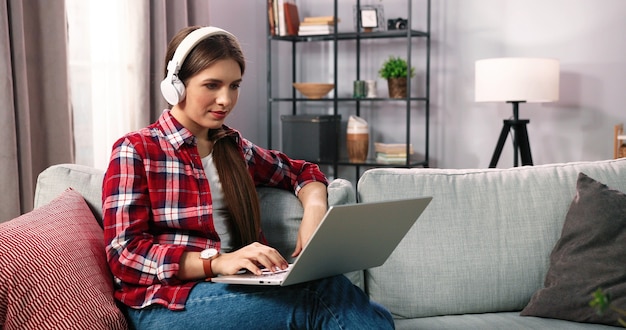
[
  {"x1": 261, "y1": 265, "x2": 291, "y2": 275},
  {"x1": 240, "y1": 264, "x2": 292, "y2": 279}
]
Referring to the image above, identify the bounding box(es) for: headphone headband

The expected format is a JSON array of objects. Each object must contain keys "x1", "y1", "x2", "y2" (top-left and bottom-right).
[{"x1": 161, "y1": 26, "x2": 238, "y2": 105}]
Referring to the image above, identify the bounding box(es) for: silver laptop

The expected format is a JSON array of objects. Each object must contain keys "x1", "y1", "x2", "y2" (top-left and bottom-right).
[{"x1": 211, "y1": 197, "x2": 432, "y2": 286}]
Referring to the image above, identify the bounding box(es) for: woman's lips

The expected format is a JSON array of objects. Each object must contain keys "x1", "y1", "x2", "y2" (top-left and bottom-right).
[{"x1": 210, "y1": 110, "x2": 227, "y2": 120}]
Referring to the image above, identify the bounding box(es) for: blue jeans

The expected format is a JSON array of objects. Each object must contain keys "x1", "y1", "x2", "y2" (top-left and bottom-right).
[{"x1": 125, "y1": 275, "x2": 394, "y2": 329}]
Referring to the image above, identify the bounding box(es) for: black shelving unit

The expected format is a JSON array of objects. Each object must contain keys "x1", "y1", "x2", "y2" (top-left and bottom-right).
[{"x1": 267, "y1": 0, "x2": 431, "y2": 179}]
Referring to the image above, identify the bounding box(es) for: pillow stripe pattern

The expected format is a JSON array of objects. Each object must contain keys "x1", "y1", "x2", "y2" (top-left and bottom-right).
[{"x1": 0, "y1": 188, "x2": 127, "y2": 329}]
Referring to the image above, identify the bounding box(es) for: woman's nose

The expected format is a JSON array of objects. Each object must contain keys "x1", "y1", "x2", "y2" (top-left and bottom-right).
[{"x1": 215, "y1": 87, "x2": 233, "y2": 106}]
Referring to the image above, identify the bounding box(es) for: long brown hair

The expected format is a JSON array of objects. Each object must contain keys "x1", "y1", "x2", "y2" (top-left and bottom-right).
[{"x1": 165, "y1": 26, "x2": 260, "y2": 249}]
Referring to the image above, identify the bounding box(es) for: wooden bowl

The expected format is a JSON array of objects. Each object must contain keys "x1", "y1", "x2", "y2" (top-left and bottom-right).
[{"x1": 293, "y1": 83, "x2": 334, "y2": 99}]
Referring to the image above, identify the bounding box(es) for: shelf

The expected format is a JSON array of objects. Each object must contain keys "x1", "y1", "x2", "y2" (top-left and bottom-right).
[
  {"x1": 319, "y1": 158, "x2": 429, "y2": 168},
  {"x1": 270, "y1": 97, "x2": 429, "y2": 102},
  {"x1": 270, "y1": 29, "x2": 428, "y2": 42},
  {"x1": 267, "y1": 0, "x2": 431, "y2": 180}
]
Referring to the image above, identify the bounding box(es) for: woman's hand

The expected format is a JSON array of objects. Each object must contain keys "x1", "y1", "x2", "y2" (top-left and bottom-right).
[
  {"x1": 212, "y1": 242, "x2": 288, "y2": 276},
  {"x1": 178, "y1": 242, "x2": 288, "y2": 280}
]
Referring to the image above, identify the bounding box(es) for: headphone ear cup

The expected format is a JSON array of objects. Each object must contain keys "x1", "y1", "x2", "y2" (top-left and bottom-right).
[
  {"x1": 160, "y1": 74, "x2": 185, "y2": 105},
  {"x1": 171, "y1": 76, "x2": 186, "y2": 103}
]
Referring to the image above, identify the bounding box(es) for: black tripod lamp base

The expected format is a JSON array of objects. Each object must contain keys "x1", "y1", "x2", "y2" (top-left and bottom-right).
[{"x1": 489, "y1": 119, "x2": 533, "y2": 168}]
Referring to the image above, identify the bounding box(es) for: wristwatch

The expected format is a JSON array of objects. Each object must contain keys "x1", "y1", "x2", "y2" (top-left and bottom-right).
[{"x1": 199, "y1": 248, "x2": 219, "y2": 278}]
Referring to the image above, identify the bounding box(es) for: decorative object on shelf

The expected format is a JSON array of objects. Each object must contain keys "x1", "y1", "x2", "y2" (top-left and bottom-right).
[
  {"x1": 360, "y1": 7, "x2": 378, "y2": 32},
  {"x1": 374, "y1": 142, "x2": 414, "y2": 164},
  {"x1": 292, "y1": 82, "x2": 334, "y2": 99},
  {"x1": 387, "y1": 17, "x2": 408, "y2": 30},
  {"x1": 378, "y1": 56, "x2": 415, "y2": 98},
  {"x1": 353, "y1": 80, "x2": 366, "y2": 98},
  {"x1": 347, "y1": 116, "x2": 369, "y2": 163},
  {"x1": 281, "y1": 115, "x2": 340, "y2": 162},
  {"x1": 353, "y1": 5, "x2": 384, "y2": 33},
  {"x1": 387, "y1": 78, "x2": 407, "y2": 99},
  {"x1": 475, "y1": 57, "x2": 560, "y2": 168},
  {"x1": 365, "y1": 80, "x2": 377, "y2": 98}
]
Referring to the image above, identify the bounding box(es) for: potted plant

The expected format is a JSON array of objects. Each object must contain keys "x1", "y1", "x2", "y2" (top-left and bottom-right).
[{"x1": 378, "y1": 56, "x2": 415, "y2": 98}]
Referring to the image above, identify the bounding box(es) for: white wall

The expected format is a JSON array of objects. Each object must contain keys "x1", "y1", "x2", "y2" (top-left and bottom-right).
[
  {"x1": 207, "y1": 0, "x2": 268, "y2": 146},
  {"x1": 434, "y1": 0, "x2": 626, "y2": 168},
  {"x1": 212, "y1": 0, "x2": 626, "y2": 170}
]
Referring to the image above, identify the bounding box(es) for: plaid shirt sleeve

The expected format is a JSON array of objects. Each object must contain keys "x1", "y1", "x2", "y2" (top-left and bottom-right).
[{"x1": 102, "y1": 136, "x2": 188, "y2": 289}]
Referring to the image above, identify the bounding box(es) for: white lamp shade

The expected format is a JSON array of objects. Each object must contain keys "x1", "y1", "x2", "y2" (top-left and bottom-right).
[{"x1": 475, "y1": 57, "x2": 560, "y2": 103}]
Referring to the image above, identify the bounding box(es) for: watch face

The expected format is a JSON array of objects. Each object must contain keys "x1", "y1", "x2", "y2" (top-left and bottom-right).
[
  {"x1": 361, "y1": 9, "x2": 378, "y2": 28},
  {"x1": 200, "y1": 248, "x2": 218, "y2": 259}
]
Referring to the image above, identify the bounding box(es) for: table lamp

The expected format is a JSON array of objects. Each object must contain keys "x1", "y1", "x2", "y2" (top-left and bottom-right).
[{"x1": 475, "y1": 57, "x2": 560, "y2": 167}]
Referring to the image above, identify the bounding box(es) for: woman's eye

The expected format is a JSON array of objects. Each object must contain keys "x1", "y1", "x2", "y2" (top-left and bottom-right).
[
  {"x1": 205, "y1": 83, "x2": 219, "y2": 90},
  {"x1": 231, "y1": 83, "x2": 241, "y2": 90}
]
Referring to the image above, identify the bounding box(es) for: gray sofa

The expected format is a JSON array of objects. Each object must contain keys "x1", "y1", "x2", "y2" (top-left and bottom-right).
[{"x1": 28, "y1": 159, "x2": 626, "y2": 328}]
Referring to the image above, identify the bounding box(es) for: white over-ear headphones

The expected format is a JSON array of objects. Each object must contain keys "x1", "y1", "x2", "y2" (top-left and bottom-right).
[{"x1": 160, "y1": 26, "x2": 236, "y2": 106}]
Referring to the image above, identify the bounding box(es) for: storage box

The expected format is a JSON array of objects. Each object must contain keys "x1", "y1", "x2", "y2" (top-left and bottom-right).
[{"x1": 281, "y1": 115, "x2": 341, "y2": 162}]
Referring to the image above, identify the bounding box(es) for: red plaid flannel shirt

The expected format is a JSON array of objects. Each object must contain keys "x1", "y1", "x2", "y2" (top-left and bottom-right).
[{"x1": 102, "y1": 110, "x2": 327, "y2": 310}]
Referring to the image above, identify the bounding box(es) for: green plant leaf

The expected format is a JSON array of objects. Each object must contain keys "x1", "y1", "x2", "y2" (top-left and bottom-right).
[
  {"x1": 590, "y1": 288, "x2": 611, "y2": 315},
  {"x1": 378, "y1": 56, "x2": 415, "y2": 79}
]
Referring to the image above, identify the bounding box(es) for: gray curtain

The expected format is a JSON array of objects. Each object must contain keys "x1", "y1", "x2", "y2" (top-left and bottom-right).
[
  {"x1": 149, "y1": 0, "x2": 211, "y2": 122},
  {"x1": 0, "y1": 0, "x2": 212, "y2": 222},
  {"x1": 0, "y1": 0, "x2": 74, "y2": 222}
]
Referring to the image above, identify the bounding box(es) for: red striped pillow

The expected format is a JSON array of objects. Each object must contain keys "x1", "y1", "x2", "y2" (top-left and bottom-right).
[{"x1": 0, "y1": 188, "x2": 127, "y2": 329}]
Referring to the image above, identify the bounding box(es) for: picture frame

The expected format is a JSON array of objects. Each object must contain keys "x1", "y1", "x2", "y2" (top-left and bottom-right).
[
  {"x1": 353, "y1": 5, "x2": 385, "y2": 32},
  {"x1": 360, "y1": 8, "x2": 378, "y2": 28}
]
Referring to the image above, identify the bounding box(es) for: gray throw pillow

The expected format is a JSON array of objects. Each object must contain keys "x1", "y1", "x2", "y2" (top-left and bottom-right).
[{"x1": 520, "y1": 172, "x2": 626, "y2": 326}]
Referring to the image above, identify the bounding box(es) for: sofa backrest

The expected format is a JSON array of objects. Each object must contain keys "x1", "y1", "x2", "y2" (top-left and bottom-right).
[
  {"x1": 34, "y1": 163, "x2": 356, "y2": 264},
  {"x1": 357, "y1": 159, "x2": 626, "y2": 319},
  {"x1": 34, "y1": 163, "x2": 105, "y2": 223}
]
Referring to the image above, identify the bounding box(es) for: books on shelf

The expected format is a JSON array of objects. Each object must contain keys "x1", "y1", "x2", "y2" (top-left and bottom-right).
[
  {"x1": 297, "y1": 16, "x2": 338, "y2": 36},
  {"x1": 374, "y1": 143, "x2": 414, "y2": 164},
  {"x1": 267, "y1": 0, "x2": 275, "y2": 35},
  {"x1": 298, "y1": 26, "x2": 335, "y2": 36},
  {"x1": 268, "y1": 0, "x2": 300, "y2": 36},
  {"x1": 283, "y1": 1, "x2": 300, "y2": 36},
  {"x1": 301, "y1": 16, "x2": 339, "y2": 25},
  {"x1": 267, "y1": 0, "x2": 339, "y2": 37},
  {"x1": 375, "y1": 143, "x2": 414, "y2": 154},
  {"x1": 376, "y1": 153, "x2": 409, "y2": 164}
]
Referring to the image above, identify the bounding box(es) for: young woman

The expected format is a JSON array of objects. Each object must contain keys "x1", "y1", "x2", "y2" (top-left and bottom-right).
[{"x1": 102, "y1": 26, "x2": 394, "y2": 329}]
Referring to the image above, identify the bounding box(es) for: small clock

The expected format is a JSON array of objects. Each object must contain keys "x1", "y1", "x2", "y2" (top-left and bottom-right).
[{"x1": 360, "y1": 8, "x2": 379, "y2": 28}]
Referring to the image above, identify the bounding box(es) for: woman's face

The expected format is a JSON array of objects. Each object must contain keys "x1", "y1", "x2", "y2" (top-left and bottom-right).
[{"x1": 173, "y1": 58, "x2": 242, "y2": 135}]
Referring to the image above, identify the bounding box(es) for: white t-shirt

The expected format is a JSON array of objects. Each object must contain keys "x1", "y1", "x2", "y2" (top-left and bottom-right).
[{"x1": 202, "y1": 152, "x2": 233, "y2": 252}]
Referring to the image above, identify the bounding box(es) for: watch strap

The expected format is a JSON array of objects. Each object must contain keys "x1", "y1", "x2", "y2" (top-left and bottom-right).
[{"x1": 202, "y1": 257, "x2": 215, "y2": 278}]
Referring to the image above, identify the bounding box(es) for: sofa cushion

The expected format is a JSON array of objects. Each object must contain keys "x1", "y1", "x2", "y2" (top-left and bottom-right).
[
  {"x1": 520, "y1": 173, "x2": 626, "y2": 326},
  {"x1": 357, "y1": 158, "x2": 626, "y2": 319},
  {"x1": 0, "y1": 188, "x2": 127, "y2": 329}
]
